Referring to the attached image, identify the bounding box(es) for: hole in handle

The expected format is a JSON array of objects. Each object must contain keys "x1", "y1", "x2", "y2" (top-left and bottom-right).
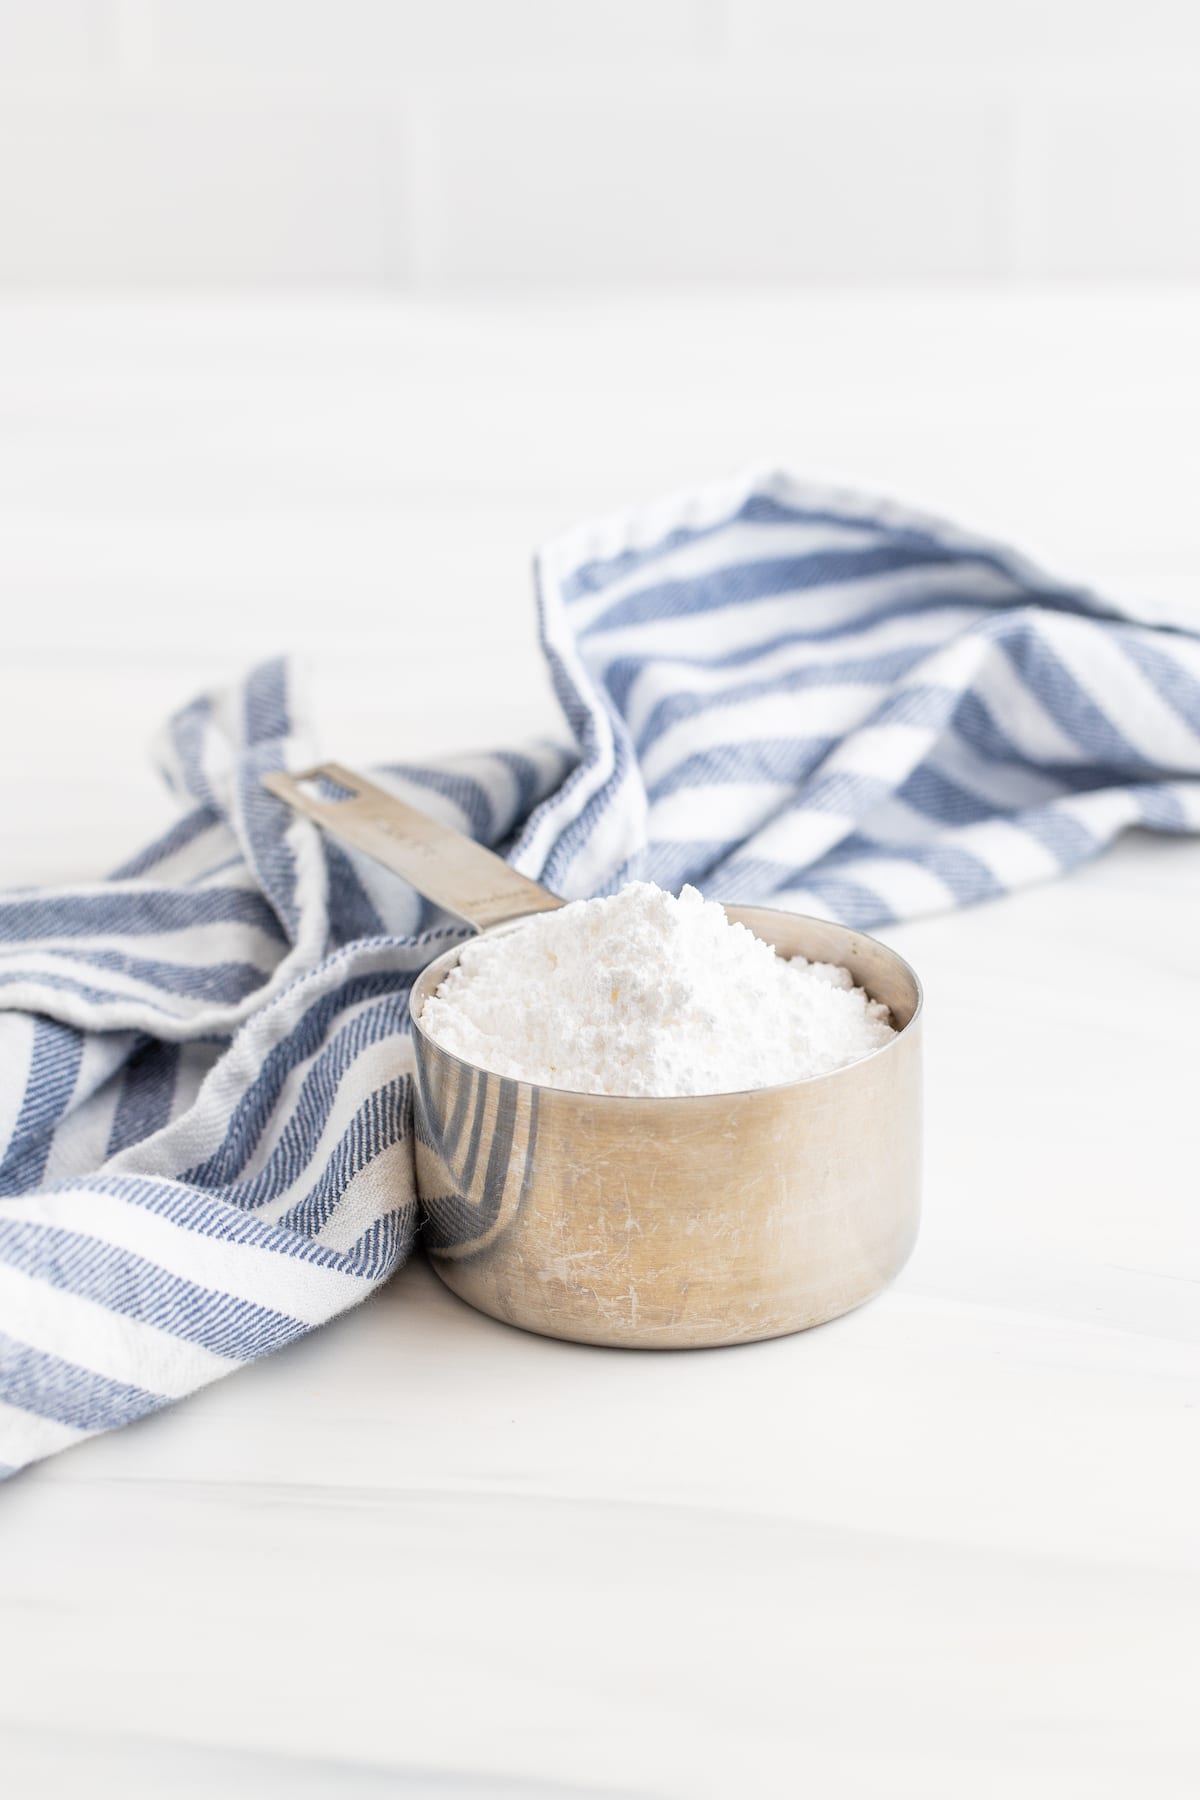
[{"x1": 298, "y1": 771, "x2": 356, "y2": 805}]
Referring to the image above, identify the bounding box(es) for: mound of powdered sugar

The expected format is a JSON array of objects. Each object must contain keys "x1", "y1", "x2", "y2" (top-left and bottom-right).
[{"x1": 417, "y1": 882, "x2": 895, "y2": 1097}]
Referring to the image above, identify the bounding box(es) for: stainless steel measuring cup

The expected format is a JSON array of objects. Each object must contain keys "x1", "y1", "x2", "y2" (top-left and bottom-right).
[{"x1": 264, "y1": 764, "x2": 923, "y2": 1349}]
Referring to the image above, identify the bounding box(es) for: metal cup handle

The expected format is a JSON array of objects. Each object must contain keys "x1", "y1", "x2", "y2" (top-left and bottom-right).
[{"x1": 261, "y1": 762, "x2": 563, "y2": 932}]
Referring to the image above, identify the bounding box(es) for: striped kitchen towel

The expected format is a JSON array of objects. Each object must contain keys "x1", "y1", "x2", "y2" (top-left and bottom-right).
[{"x1": 2, "y1": 468, "x2": 1199, "y2": 1477}]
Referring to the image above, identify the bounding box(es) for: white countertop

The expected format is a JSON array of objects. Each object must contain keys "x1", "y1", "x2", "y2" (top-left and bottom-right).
[{"x1": 1, "y1": 291, "x2": 1197, "y2": 1799}]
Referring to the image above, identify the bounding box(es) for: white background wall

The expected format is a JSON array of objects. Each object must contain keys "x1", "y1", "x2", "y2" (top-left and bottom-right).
[{"x1": 1, "y1": 0, "x2": 1199, "y2": 287}]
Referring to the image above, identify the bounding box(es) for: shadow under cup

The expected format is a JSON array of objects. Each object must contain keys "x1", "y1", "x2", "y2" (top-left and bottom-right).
[{"x1": 410, "y1": 906, "x2": 922, "y2": 1350}]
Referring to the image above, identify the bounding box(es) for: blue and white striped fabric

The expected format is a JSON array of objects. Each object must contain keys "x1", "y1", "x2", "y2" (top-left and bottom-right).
[{"x1": 3, "y1": 468, "x2": 1199, "y2": 1477}]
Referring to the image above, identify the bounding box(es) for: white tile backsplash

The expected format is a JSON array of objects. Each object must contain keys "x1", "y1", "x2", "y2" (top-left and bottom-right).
[
  {"x1": 0, "y1": 0, "x2": 107, "y2": 73},
  {"x1": 1018, "y1": 83, "x2": 1200, "y2": 278},
  {"x1": 422, "y1": 80, "x2": 1014, "y2": 283},
  {"x1": 0, "y1": 0, "x2": 1194, "y2": 286},
  {"x1": 0, "y1": 97, "x2": 401, "y2": 285},
  {"x1": 724, "y1": 0, "x2": 1200, "y2": 68},
  {"x1": 148, "y1": 0, "x2": 718, "y2": 75}
]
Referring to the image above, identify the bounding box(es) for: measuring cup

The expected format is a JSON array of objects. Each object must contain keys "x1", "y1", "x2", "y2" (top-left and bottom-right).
[{"x1": 263, "y1": 764, "x2": 923, "y2": 1349}]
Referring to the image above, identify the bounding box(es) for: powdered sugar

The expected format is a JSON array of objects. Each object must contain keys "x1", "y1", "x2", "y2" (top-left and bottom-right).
[{"x1": 417, "y1": 882, "x2": 895, "y2": 1097}]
